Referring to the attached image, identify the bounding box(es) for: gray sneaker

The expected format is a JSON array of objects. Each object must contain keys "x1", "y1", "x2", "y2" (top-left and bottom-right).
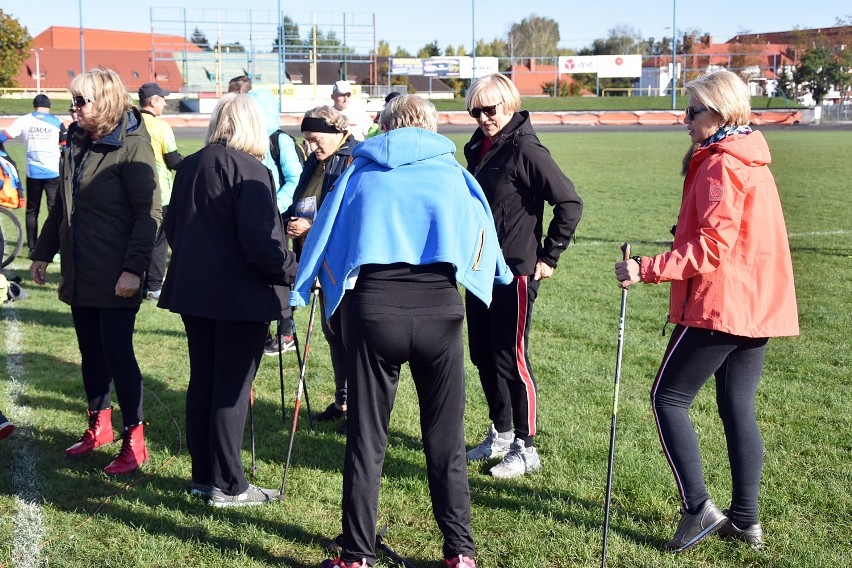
[
  {"x1": 665, "y1": 499, "x2": 726, "y2": 552},
  {"x1": 466, "y1": 424, "x2": 513, "y2": 462},
  {"x1": 208, "y1": 484, "x2": 281, "y2": 507},
  {"x1": 718, "y1": 514, "x2": 763, "y2": 550},
  {"x1": 489, "y1": 438, "x2": 541, "y2": 478}
]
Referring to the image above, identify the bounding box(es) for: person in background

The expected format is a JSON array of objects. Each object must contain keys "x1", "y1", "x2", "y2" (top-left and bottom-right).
[
  {"x1": 462, "y1": 73, "x2": 583, "y2": 479},
  {"x1": 0, "y1": 94, "x2": 66, "y2": 251},
  {"x1": 293, "y1": 94, "x2": 510, "y2": 568},
  {"x1": 284, "y1": 106, "x2": 357, "y2": 432},
  {"x1": 614, "y1": 69, "x2": 799, "y2": 552},
  {"x1": 227, "y1": 75, "x2": 253, "y2": 95},
  {"x1": 330, "y1": 80, "x2": 372, "y2": 141},
  {"x1": 158, "y1": 93, "x2": 298, "y2": 506},
  {"x1": 29, "y1": 68, "x2": 161, "y2": 476},
  {"x1": 365, "y1": 91, "x2": 402, "y2": 138},
  {"x1": 138, "y1": 82, "x2": 182, "y2": 301},
  {"x1": 0, "y1": 410, "x2": 14, "y2": 441}
]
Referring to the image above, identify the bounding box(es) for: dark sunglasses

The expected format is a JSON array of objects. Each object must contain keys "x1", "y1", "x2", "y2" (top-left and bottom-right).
[
  {"x1": 71, "y1": 95, "x2": 92, "y2": 108},
  {"x1": 685, "y1": 106, "x2": 710, "y2": 120},
  {"x1": 468, "y1": 101, "x2": 502, "y2": 119}
]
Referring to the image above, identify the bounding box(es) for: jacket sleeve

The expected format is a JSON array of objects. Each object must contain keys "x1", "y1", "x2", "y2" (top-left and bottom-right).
[
  {"x1": 120, "y1": 138, "x2": 162, "y2": 276},
  {"x1": 521, "y1": 141, "x2": 583, "y2": 267},
  {"x1": 275, "y1": 135, "x2": 303, "y2": 213},
  {"x1": 234, "y1": 165, "x2": 298, "y2": 286},
  {"x1": 30, "y1": 187, "x2": 64, "y2": 261},
  {"x1": 642, "y1": 155, "x2": 746, "y2": 283}
]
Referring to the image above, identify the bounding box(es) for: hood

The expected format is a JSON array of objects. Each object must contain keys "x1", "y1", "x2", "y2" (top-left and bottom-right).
[
  {"x1": 353, "y1": 128, "x2": 455, "y2": 169},
  {"x1": 248, "y1": 87, "x2": 282, "y2": 135},
  {"x1": 713, "y1": 130, "x2": 771, "y2": 168},
  {"x1": 93, "y1": 107, "x2": 144, "y2": 149}
]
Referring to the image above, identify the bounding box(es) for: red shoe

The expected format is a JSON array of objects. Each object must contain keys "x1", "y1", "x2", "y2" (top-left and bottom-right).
[
  {"x1": 65, "y1": 408, "x2": 114, "y2": 457},
  {"x1": 103, "y1": 422, "x2": 148, "y2": 475},
  {"x1": 446, "y1": 555, "x2": 476, "y2": 568},
  {"x1": 319, "y1": 558, "x2": 367, "y2": 568},
  {"x1": 0, "y1": 419, "x2": 15, "y2": 441}
]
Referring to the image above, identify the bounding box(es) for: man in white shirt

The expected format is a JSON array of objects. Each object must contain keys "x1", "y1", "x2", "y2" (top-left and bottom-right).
[{"x1": 330, "y1": 80, "x2": 373, "y2": 141}]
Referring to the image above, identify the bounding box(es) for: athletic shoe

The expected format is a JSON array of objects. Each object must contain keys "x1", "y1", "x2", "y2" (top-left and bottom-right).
[
  {"x1": 665, "y1": 499, "x2": 726, "y2": 552},
  {"x1": 314, "y1": 402, "x2": 346, "y2": 422},
  {"x1": 146, "y1": 289, "x2": 161, "y2": 301},
  {"x1": 263, "y1": 334, "x2": 296, "y2": 356},
  {"x1": 445, "y1": 555, "x2": 477, "y2": 567},
  {"x1": 208, "y1": 484, "x2": 281, "y2": 507},
  {"x1": 489, "y1": 438, "x2": 541, "y2": 478},
  {"x1": 465, "y1": 423, "x2": 513, "y2": 462},
  {"x1": 318, "y1": 558, "x2": 367, "y2": 568},
  {"x1": 335, "y1": 418, "x2": 348, "y2": 436},
  {"x1": 189, "y1": 482, "x2": 213, "y2": 499},
  {"x1": 0, "y1": 415, "x2": 15, "y2": 441},
  {"x1": 718, "y1": 513, "x2": 764, "y2": 550},
  {"x1": 323, "y1": 533, "x2": 344, "y2": 553}
]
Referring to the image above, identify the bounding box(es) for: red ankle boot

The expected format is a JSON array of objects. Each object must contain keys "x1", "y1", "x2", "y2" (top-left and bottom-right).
[
  {"x1": 66, "y1": 408, "x2": 115, "y2": 457},
  {"x1": 104, "y1": 423, "x2": 149, "y2": 475}
]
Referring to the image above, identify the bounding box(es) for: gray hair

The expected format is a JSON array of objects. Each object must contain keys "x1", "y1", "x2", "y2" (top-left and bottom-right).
[{"x1": 379, "y1": 95, "x2": 438, "y2": 132}]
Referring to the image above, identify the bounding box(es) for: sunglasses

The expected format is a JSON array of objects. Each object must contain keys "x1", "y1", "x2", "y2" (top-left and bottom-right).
[
  {"x1": 71, "y1": 95, "x2": 92, "y2": 108},
  {"x1": 685, "y1": 106, "x2": 710, "y2": 120},
  {"x1": 468, "y1": 101, "x2": 502, "y2": 119}
]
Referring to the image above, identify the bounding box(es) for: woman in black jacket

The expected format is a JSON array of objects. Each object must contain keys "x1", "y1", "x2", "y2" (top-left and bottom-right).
[
  {"x1": 462, "y1": 74, "x2": 583, "y2": 479},
  {"x1": 285, "y1": 105, "x2": 358, "y2": 432},
  {"x1": 159, "y1": 93, "x2": 297, "y2": 506}
]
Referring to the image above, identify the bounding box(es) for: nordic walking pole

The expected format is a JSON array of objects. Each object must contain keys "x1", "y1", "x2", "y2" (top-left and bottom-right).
[
  {"x1": 277, "y1": 319, "x2": 287, "y2": 423},
  {"x1": 601, "y1": 242, "x2": 631, "y2": 568},
  {"x1": 249, "y1": 385, "x2": 257, "y2": 478},
  {"x1": 280, "y1": 285, "x2": 320, "y2": 497},
  {"x1": 290, "y1": 310, "x2": 314, "y2": 430},
  {"x1": 376, "y1": 524, "x2": 418, "y2": 568}
]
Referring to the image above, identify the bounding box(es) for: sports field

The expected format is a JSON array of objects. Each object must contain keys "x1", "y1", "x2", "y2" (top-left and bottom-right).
[{"x1": 1, "y1": 127, "x2": 850, "y2": 567}]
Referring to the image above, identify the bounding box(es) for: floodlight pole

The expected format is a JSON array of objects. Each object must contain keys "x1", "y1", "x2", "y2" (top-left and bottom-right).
[
  {"x1": 31, "y1": 48, "x2": 43, "y2": 93},
  {"x1": 671, "y1": 0, "x2": 677, "y2": 110},
  {"x1": 79, "y1": 0, "x2": 86, "y2": 72},
  {"x1": 278, "y1": 0, "x2": 284, "y2": 112},
  {"x1": 471, "y1": 0, "x2": 476, "y2": 81}
]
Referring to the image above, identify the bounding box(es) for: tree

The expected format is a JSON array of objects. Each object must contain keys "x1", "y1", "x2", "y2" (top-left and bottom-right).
[
  {"x1": 190, "y1": 27, "x2": 210, "y2": 51},
  {"x1": 507, "y1": 14, "x2": 560, "y2": 62},
  {"x1": 417, "y1": 41, "x2": 441, "y2": 58},
  {"x1": 272, "y1": 17, "x2": 303, "y2": 53},
  {"x1": 376, "y1": 40, "x2": 392, "y2": 58},
  {"x1": 0, "y1": 10, "x2": 32, "y2": 87},
  {"x1": 794, "y1": 45, "x2": 843, "y2": 104}
]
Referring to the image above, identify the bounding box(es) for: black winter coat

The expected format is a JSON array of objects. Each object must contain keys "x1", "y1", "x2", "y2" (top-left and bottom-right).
[
  {"x1": 158, "y1": 142, "x2": 297, "y2": 321},
  {"x1": 463, "y1": 111, "x2": 583, "y2": 276}
]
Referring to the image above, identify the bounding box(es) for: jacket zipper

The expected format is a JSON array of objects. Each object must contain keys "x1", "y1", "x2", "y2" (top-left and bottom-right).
[{"x1": 471, "y1": 229, "x2": 485, "y2": 271}]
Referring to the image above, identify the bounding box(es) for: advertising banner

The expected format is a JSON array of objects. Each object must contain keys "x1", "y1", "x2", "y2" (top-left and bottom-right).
[
  {"x1": 558, "y1": 56, "x2": 598, "y2": 74},
  {"x1": 390, "y1": 57, "x2": 424, "y2": 76},
  {"x1": 597, "y1": 54, "x2": 642, "y2": 78}
]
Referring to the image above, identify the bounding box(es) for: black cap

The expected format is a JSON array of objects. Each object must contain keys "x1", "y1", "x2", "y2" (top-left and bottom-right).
[
  {"x1": 33, "y1": 94, "x2": 51, "y2": 108},
  {"x1": 384, "y1": 92, "x2": 403, "y2": 104},
  {"x1": 138, "y1": 82, "x2": 170, "y2": 100}
]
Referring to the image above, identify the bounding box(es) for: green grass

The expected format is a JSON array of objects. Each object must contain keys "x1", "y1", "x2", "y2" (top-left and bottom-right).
[{"x1": 1, "y1": 129, "x2": 851, "y2": 567}]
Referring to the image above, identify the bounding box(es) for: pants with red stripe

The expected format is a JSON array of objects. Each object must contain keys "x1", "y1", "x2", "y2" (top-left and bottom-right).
[
  {"x1": 651, "y1": 324, "x2": 767, "y2": 526},
  {"x1": 466, "y1": 275, "x2": 540, "y2": 446}
]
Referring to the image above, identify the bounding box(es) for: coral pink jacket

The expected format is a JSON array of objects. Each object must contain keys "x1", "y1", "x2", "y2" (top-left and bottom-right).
[{"x1": 639, "y1": 131, "x2": 799, "y2": 338}]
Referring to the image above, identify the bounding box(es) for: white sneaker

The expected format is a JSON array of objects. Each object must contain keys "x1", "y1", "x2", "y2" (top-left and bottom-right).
[
  {"x1": 466, "y1": 423, "x2": 513, "y2": 462},
  {"x1": 489, "y1": 438, "x2": 541, "y2": 478}
]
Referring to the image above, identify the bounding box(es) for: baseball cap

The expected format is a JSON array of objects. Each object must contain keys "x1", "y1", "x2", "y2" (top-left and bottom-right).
[
  {"x1": 384, "y1": 91, "x2": 403, "y2": 104},
  {"x1": 138, "y1": 82, "x2": 170, "y2": 100},
  {"x1": 332, "y1": 80, "x2": 352, "y2": 95},
  {"x1": 33, "y1": 94, "x2": 51, "y2": 108}
]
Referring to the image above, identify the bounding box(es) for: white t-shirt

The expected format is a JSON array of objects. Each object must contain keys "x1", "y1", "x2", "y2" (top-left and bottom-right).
[
  {"x1": 1, "y1": 112, "x2": 64, "y2": 179},
  {"x1": 340, "y1": 106, "x2": 374, "y2": 142}
]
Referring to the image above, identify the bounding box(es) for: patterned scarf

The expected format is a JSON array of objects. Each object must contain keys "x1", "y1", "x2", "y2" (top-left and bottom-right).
[{"x1": 702, "y1": 124, "x2": 753, "y2": 147}]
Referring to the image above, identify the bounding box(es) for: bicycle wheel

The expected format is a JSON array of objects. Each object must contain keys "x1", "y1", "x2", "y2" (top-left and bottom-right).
[{"x1": 0, "y1": 206, "x2": 24, "y2": 268}]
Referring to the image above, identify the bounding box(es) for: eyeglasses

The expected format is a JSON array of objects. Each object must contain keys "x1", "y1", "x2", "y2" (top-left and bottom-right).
[
  {"x1": 71, "y1": 95, "x2": 92, "y2": 108},
  {"x1": 685, "y1": 106, "x2": 710, "y2": 120},
  {"x1": 468, "y1": 101, "x2": 502, "y2": 119}
]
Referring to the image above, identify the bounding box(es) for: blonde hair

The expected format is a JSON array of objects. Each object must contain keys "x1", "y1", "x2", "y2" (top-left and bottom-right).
[
  {"x1": 466, "y1": 73, "x2": 521, "y2": 114},
  {"x1": 303, "y1": 105, "x2": 349, "y2": 132},
  {"x1": 206, "y1": 93, "x2": 268, "y2": 159},
  {"x1": 380, "y1": 95, "x2": 438, "y2": 132},
  {"x1": 686, "y1": 70, "x2": 752, "y2": 127},
  {"x1": 69, "y1": 68, "x2": 132, "y2": 139}
]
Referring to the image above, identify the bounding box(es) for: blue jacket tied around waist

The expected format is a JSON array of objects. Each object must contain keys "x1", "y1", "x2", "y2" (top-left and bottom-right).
[{"x1": 290, "y1": 127, "x2": 512, "y2": 318}]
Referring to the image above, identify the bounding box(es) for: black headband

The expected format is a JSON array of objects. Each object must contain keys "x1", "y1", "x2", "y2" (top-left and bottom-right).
[{"x1": 301, "y1": 116, "x2": 343, "y2": 133}]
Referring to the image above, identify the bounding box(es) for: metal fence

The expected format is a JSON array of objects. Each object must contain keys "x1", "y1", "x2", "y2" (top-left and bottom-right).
[{"x1": 819, "y1": 104, "x2": 852, "y2": 123}]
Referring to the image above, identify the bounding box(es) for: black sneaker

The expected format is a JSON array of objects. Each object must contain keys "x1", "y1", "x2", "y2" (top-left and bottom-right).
[
  {"x1": 718, "y1": 512, "x2": 764, "y2": 549},
  {"x1": 335, "y1": 418, "x2": 347, "y2": 435},
  {"x1": 314, "y1": 402, "x2": 345, "y2": 422},
  {"x1": 263, "y1": 334, "x2": 295, "y2": 356},
  {"x1": 664, "y1": 499, "x2": 726, "y2": 552},
  {"x1": 208, "y1": 484, "x2": 281, "y2": 507}
]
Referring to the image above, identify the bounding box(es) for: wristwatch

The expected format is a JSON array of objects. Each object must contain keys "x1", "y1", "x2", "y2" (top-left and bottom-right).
[{"x1": 630, "y1": 255, "x2": 643, "y2": 272}]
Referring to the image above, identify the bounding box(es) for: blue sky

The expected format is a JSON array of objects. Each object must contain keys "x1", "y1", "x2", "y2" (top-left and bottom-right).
[{"x1": 12, "y1": 0, "x2": 847, "y2": 54}]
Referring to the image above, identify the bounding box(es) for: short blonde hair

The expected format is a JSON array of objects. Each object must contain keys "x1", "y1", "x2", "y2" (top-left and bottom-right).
[
  {"x1": 465, "y1": 73, "x2": 521, "y2": 114},
  {"x1": 303, "y1": 105, "x2": 349, "y2": 132},
  {"x1": 69, "y1": 67, "x2": 132, "y2": 139},
  {"x1": 686, "y1": 70, "x2": 752, "y2": 127},
  {"x1": 206, "y1": 93, "x2": 268, "y2": 159},
  {"x1": 380, "y1": 95, "x2": 438, "y2": 132}
]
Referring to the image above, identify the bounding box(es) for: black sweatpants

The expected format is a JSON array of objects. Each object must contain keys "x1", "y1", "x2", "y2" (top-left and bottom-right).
[
  {"x1": 651, "y1": 324, "x2": 768, "y2": 526},
  {"x1": 465, "y1": 275, "x2": 540, "y2": 445},
  {"x1": 145, "y1": 205, "x2": 168, "y2": 292},
  {"x1": 339, "y1": 264, "x2": 475, "y2": 564},
  {"x1": 320, "y1": 291, "x2": 348, "y2": 408},
  {"x1": 182, "y1": 315, "x2": 268, "y2": 495},
  {"x1": 25, "y1": 176, "x2": 59, "y2": 250},
  {"x1": 71, "y1": 305, "x2": 143, "y2": 427}
]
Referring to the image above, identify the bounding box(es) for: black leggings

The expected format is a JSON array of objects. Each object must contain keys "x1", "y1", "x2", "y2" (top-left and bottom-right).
[
  {"x1": 71, "y1": 305, "x2": 143, "y2": 427},
  {"x1": 651, "y1": 325, "x2": 767, "y2": 526}
]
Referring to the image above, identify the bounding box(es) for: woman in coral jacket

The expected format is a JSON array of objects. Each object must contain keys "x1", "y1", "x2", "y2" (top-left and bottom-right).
[{"x1": 615, "y1": 69, "x2": 799, "y2": 553}]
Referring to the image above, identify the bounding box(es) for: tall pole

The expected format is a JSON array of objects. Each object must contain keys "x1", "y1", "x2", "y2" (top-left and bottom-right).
[
  {"x1": 671, "y1": 0, "x2": 677, "y2": 110},
  {"x1": 32, "y1": 49, "x2": 42, "y2": 93},
  {"x1": 79, "y1": 0, "x2": 86, "y2": 72},
  {"x1": 277, "y1": 0, "x2": 284, "y2": 112},
  {"x1": 471, "y1": 0, "x2": 476, "y2": 81}
]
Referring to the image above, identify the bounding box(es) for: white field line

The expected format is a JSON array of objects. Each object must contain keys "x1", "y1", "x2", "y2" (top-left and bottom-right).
[{"x1": 3, "y1": 309, "x2": 45, "y2": 568}]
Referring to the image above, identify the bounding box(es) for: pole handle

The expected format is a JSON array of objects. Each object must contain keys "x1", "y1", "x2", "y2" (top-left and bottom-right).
[{"x1": 621, "y1": 242, "x2": 631, "y2": 261}]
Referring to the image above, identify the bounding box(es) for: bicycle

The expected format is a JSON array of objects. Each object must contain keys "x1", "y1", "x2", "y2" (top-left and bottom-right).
[{"x1": 0, "y1": 205, "x2": 24, "y2": 268}]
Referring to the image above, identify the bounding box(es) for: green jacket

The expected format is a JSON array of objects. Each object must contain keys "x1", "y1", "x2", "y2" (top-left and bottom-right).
[{"x1": 32, "y1": 108, "x2": 162, "y2": 308}]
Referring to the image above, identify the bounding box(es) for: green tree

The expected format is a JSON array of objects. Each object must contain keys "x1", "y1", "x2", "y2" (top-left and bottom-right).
[
  {"x1": 272, "y1": 17, "x2": 303, "y2": 53},
  {"x1": 393, "y1": 46, "x2": 413, "y2": 57},
  {"x1": 190, "y1": 27, "x2": 210, "y2": 51},
  {"x1": 507, "y1": 14, "x2": 560, "y2": 63},
  {"x1": 794, "y1": 45, "x2": 843, "y2": 104},
  {"x1": 0, "y1": 10, "x2": 32, "y2": 86},
  {"x1": 417, "y1": 41, "x2": 442, "y2": 58}
]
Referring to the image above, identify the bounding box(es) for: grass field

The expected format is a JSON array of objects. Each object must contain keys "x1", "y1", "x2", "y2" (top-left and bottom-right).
[{"x1": 1, "y1": 128, "x2": 850, "y2": 568}]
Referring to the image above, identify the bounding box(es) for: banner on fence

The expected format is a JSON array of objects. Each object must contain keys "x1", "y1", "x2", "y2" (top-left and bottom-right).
[{"x1": 558, "y1": 54, "x2": 641, "y2": 78}]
